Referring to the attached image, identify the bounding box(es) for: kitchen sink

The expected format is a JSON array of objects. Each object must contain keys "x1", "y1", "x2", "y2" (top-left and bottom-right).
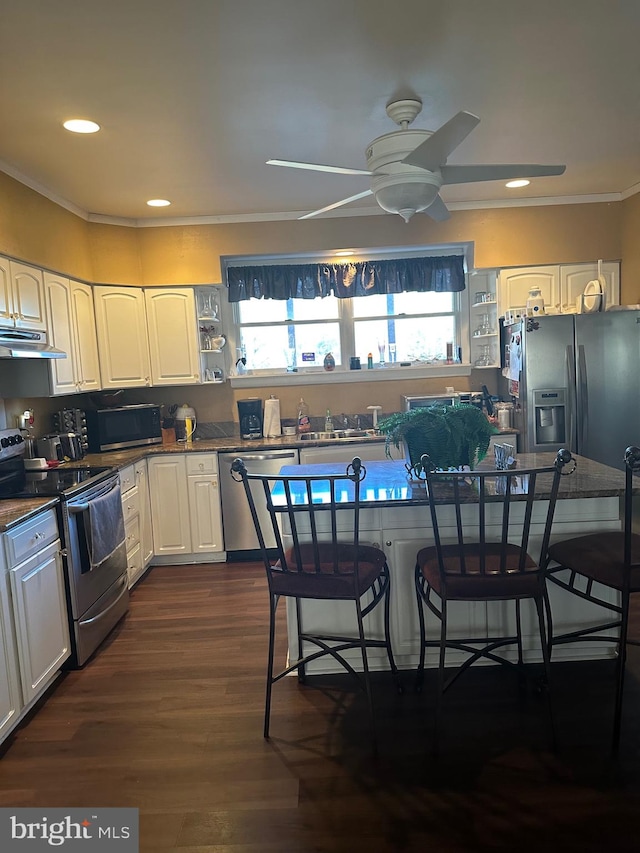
[{"x1": 299, "y1": 429, "x2": 377, "y2": 441}]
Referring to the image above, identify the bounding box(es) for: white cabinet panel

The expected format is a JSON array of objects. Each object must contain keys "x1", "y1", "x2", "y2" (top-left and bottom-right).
[
  {"x1": 44, "y1": 272, "x2": 77, "y2": 394},
  {"x1": 0, "y1": 557, "x2": 21, "y2": 743},
  {"x1": 71, "y1": 280, "x2": 101, "y2": 391},
  {"x1": 560, "y1": 262, "x2": 620, "y2": 310},
  {"x1": 145, "y1": 288, "x2": 199, "y2": 386},
  {"x1": 147, "y1": 455, "x2": 191, "y2": 555},
  {"x1": 8, "y1": 261, "x2": 46, "y2": 330},
  {"x1": 187, "y1": 475, "x2": 223, "y2": 553},
  {"x1": 94, "y1": 286, "x2": 151, "y2": 388},
  {"x1": 135, "y1": 460, "x2": 153, "y2": 569},
  {"x1": 498, "y1": 266, "x2": 560, "y2": 316},
  {"x1": 10, "y1": 540, "x2": 70, "y2": 704}
]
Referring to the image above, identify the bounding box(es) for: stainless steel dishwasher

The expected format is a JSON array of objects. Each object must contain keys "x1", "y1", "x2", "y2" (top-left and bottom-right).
[{"x1": 219, "y1": 449, "x2": 299, "y2": 553}]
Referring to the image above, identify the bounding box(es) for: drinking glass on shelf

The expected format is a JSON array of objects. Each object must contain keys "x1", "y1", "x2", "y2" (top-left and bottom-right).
[
  {"x1": 388, "y1": 342, "x2": 397, "y2": 362},
  {"x1": 198, "y1": 290, "x2": 219, "y2": 320},
  {"x1": 377, "y1": 341, "x2": 386, "y2": 366},
  {"x1": 474, "y1": 344, "x2": 493, "y2": 366}
]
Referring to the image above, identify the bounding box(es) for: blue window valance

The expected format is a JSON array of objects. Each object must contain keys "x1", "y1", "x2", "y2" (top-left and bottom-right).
[{"x1": 226, "y1": 254, "x2": 465, "y2": 302}]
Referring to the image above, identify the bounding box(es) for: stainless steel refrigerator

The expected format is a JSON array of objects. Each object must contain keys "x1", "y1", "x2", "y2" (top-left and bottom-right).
[{"x1": 499, "y1": 311, "x2": 640, "y2": 470}]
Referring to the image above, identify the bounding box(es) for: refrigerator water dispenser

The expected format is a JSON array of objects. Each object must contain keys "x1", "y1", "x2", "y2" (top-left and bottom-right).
[{"x1": 533, "y1": 389, "x2": 566, "y2": 445}]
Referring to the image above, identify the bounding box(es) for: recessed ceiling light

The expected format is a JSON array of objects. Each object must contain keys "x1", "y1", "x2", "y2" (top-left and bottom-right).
[
  {"x1": 146, "y1": 199, "x2": 171, "y2": 207},
  {"x1": 335, "y1": 250, "x2": 354, "y2": 256},
  {"x1": 63, "y1": 119, "x2": 100, "y2": 134},
  {"x1": 505, "y1": 179, "x2": 530, "y2": 188}
]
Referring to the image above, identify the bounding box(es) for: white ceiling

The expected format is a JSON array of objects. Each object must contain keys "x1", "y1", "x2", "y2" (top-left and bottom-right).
[{"x1": 1, "y1": 0, "x2": 639, "y2": 225}]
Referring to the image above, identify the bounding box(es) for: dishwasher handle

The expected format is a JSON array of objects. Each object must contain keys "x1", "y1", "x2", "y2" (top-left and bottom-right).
[{"x1": 222, "y1": 452, "x2": 297, "y2": 463}]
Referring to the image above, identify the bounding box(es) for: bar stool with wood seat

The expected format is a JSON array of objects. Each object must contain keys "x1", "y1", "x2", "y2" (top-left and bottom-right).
[
  {"x1": 414, "y1": 449, "x2": 574, "y2": 750},
  {"x1": 230, "y1": 456, "x2": 400, "y2": 743},
  {"x1": 545, "y1": 445, "x2": 640, "y2": 754}
]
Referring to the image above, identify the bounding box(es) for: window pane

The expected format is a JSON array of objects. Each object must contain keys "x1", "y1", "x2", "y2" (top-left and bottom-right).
[
  {"x1": 241, "y1": 322, "x2": 341, "y2": 369},
  {"x1": 354, "y1": 316, "x2": 455, "y2": 362},
  {"x1": 292, "y1": 296, "x2": 339, "y2": 320},
  {"x1": 238, "y1": 299, "x2": 289, "y2": 323},
  {"x1": 352, "y1": 290, "x2": 453, "y2": 317}
]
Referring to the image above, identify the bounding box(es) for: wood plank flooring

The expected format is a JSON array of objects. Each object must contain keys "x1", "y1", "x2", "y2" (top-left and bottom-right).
[{"x1": 1, "y1": 562, "x2": 640, "y2": 852}]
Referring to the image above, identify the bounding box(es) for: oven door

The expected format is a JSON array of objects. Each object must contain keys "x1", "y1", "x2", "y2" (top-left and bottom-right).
[{"x1": 61, "y1": 474, "x2": 128, "y2": 620}]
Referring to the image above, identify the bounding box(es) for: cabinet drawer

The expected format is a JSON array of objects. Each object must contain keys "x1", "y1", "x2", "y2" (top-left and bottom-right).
[
  {"x1": 186, "y1": 454, "x2": 218, "y2": 475},
  {"x1": 121, "y1": 484, "x2": 140, "y2": 522},
  {"x1": 119, "y1": 464, "x2": 135, "y2": 494},
  {"x1": 126, "y1": 542, "x2": 142, "y2": 588},
  {"x1": 5, "y1": 509, "x2": 59, "y2": 568},
  {"x1": 124, "y1": 513, "x2": 140, "y2": 554}
]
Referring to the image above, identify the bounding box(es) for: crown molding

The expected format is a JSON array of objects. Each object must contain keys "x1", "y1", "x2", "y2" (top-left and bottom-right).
[{"x1": 2, "y1": 158, "x2": 639, "y2": 228}]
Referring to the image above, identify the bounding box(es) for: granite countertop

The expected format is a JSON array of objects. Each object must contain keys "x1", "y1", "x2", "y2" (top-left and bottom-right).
[
  {"x1": 0, "y1": 440, "x2": 624, "y2": 532},
  {"x1": 277, "y1": 453, "x2": 630, "y2": 506}
]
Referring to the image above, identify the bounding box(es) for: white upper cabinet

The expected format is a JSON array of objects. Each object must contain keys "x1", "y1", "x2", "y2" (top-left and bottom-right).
[
  {"x1": 498, "y1": 266, "x2": 560, "y2": 317},
  {"x1": 560, "y1": 262, "x2": 620, "y2": 310},
  {"x1": 498, "y1": 262, "x2": 620, "y2": 316},
  {"x1": 144, "y1": 288, "x2": 199, "y2": 386},
  {"x1": 44, "y1": 274, "x2": 102, "y2": 395},
  {"x1": 94, "y1": 286, "x2": 151, "y2": 388},
  {"x1": 70, "y1": 280, "x2": 101, "y2": 391},
  {"x1": 0, "y1": 258, "x2": 46, "y2": 330}
]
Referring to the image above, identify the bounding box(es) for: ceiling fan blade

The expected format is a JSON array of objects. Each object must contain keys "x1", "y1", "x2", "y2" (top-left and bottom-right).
[
  {"x1": 403, "y1": 111, "x2": 480, "y2": 171},
  {"x1": 267, "y1": 158, "x2": 374, "y2": 176},
  {"x1": 298, "y1": 190, "x2": 374, "y2": 220},
  {"x1": 425, "y1": 194, "x2": 451, "y2": 222},
  {"x1": 441, "y1": 164, "x2": 566, "y2": 184}
]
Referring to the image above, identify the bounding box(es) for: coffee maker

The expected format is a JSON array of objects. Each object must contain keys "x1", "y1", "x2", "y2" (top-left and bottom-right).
[{"x1": 238, "y1": 398, "x2": 263, "y2": 440}]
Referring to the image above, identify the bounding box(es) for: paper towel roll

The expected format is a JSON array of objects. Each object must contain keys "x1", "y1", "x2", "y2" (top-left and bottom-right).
[{"x1": 263, "y1": 397, "x2": 281, "y2": 437}]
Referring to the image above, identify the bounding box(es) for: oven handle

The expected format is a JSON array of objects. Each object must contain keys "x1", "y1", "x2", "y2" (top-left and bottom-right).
[
  {"x1": 78, "y1": 575, "x2": 128, "y2": 627},
  {"x1": 68, "y1": 476, "x2": 120, "y2": 513}
]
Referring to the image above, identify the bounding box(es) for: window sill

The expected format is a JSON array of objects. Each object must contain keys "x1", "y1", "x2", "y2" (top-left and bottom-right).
[{"x1": 229, "y1": 362, "x2": 474, "y2": 389}]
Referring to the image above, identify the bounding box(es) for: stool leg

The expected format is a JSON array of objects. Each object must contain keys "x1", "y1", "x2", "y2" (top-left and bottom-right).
[
  {"x1": 415, "y1": 565, "x2": 427, "y2": 693},
  {"x1": 612, "y1": 590, "x2": 630, "y2": 755},
  {"x1": 295, "y1": 598, "x2": 306, "y2": 684},
  {"x1": 535, "y1": 594, "x2": 557, "y2": 753},
  {"x1": 264, "y1": 593, "x2": 278, "y2": 739},
  {"x1": 355, "y1": 599, "x2": 377, "y2": 749}
]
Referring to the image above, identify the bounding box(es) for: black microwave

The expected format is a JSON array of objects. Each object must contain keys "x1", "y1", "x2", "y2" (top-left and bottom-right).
[{"x1": 85, "y1": 404, "x2": 162, "y2": 452}]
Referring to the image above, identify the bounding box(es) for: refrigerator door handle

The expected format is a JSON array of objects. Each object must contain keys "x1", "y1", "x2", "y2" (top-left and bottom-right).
[
  {"x1": 577, "y1": 344, "x2": 588, "y2": 453},
  {"x1": 566, "y1": 344, "x2": 576, "y2": 453}
]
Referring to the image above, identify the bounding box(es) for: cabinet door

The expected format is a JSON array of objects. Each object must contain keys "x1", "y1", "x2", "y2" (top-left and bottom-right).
[
  {"x1": 0, "y1": 256, "x2": 13, "y2": 325},
  {"x1": 145, "y1": 288, "x2": 199, "y2": 386},
  {"x1": 498, "y1": 266, "x2": 560, "y2": 316},
  {"x1": 71, "y1": 281, "x2": 102, "y2": 391},
  {"x1": 9, "y1": 261, "x2": 46, "y2": 330},
  {"x1": 135, "y1": 460, "x2": 154, "y2": 567},
  {"x1": 0, "y1": 563, "x2": 22, "y2": 742},
  {"x1": 187, "y1": 474, "x2": 223, "y2": 553},
  {"x1": 94, "y1": 286, "x2": 151, "y2": 388},
  {"x1": 147, "y1": 456, "x2": 191, "y2": 555},
  {"x1": 10, "y1": 540, "x2": 71, "y2": 704},
  {"x1": 44, "y1": 272, "x2": 77, "y2": 395},
  {"x1": 560, "y1": 262, "x2": 620, "y2": 310},
  {"x1": 384, "y1": 533, "x2": 487, "y2": 667},
  {"x1": 299, "y1": 442, "x2": 388, "y2": 465}
]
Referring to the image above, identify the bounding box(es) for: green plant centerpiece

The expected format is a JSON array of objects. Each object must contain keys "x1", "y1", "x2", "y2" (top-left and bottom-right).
[{"x1": 379, "y1": 404, "x2": 499, "y2": 475}]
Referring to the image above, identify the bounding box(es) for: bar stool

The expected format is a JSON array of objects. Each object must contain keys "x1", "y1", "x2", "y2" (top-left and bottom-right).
[
  {"x1": 545, "y1": 445, "x2": 640, "y2": 754},
  {"x1": 231, "y1": 456, "x2": 400, "y2": 744},
  {"x1": 414, "y1": 449, "x2": 574, "y2": 750}
]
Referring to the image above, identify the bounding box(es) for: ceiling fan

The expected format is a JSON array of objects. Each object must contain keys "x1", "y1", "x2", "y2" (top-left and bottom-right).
[{"x1": 267, "y1": 97, "x2": 566, "y2": 223}]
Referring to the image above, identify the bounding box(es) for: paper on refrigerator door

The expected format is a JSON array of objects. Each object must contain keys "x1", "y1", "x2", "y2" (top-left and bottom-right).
[{"x1": 263, "y1": 398, "x2": 281, "y2": 437}]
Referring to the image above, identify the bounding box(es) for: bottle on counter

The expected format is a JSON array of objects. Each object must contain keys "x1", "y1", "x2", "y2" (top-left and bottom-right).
[
  {"x1": 324, "y1": 409, "x2": 334, "y2": 432},
  {"x1": 367, "y1": 352, "x2": 374, "y2": 369},
  {"x1": 323, "y1": 352, "x2": 335, "y2": 371},
  {"x1": 297, "y1": 397, "x2": 311, "y2": 434}
]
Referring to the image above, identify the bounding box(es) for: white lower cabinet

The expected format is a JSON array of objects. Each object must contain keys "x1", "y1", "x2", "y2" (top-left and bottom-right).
[
  {"x1": 120, "y1": 460, "x2": 153, "y2": 587},
  {"x1": 147, "y1": 453, "x2": 225, "y2": 563},
  {"x1": 0, "y1": 508, "x2": 71, "y2": 742}
]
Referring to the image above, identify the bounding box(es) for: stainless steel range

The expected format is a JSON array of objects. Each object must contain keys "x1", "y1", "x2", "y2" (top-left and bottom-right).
[{"x1": 0, "y1": 428, "x2": 129, "y2": 666}]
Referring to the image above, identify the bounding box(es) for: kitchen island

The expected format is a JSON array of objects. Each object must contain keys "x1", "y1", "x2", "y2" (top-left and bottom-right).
[{"x1": 275, "y1": 453, "x2": 629, "y2": 674}]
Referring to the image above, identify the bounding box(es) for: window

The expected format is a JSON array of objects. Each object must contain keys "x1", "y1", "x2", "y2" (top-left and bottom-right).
[{"x1": 235, "y1": 289, "x2": 460, "y2": 372}]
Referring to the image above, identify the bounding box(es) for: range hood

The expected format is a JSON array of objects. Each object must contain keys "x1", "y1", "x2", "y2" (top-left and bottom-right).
[{"x1": 0, "y1": 326, "x2": 66, "y2": 359}]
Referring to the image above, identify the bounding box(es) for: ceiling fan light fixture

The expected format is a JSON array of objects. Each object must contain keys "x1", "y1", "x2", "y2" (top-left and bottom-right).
[
  {"x1": 505, "y1": 179, "x2": 530, "y2": 188},
  {"x1": 373, "y1": 177, "x2": 439, "y2": 222}
]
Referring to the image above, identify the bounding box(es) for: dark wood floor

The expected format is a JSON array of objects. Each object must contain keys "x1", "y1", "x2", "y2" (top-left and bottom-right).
[{"x1": 2, "y1": 562, "x2": 640, "y2": 852}]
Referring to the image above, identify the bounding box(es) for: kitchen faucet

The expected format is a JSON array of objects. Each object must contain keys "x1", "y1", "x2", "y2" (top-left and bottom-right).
[{"x1": 367, "y1": 405, "x2": 382, "y2": 431}]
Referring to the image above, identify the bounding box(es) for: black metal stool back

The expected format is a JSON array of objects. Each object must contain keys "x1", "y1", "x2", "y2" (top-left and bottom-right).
[
  {"x1": 230, "y1": 456, "x2": 399, "y2": 743},
  {"x1": 546, "y1": 445, "x2": 640, "y2": 753}
]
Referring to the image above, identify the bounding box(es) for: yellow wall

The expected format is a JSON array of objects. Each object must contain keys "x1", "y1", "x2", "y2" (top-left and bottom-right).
[{"x1": 0, "y1": 169, "x2": 635, "y2": 429}]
